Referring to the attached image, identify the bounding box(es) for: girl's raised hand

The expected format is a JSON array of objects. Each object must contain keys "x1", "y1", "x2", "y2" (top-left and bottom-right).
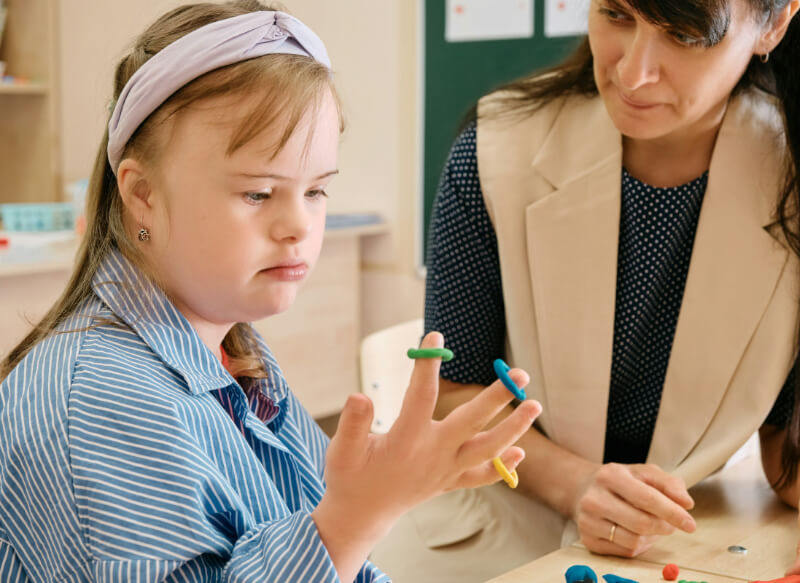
[{"x1": 312, "y1": 332, "x2": 541, "y2": 580}]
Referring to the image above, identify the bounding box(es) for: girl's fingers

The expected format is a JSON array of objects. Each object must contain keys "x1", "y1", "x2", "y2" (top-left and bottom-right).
[
  {"x1": 455, "y1": 400, "x2": 541, "y2": 468},
  {"x1": 451, "y1": 447, "x2": 526, "y2": 490},
  {"x1": 327, "y1": 393, "x2": 373, "y2": 468},
  {"x1": 442, "y1": 368, "x2": 531, "y2": 442},
  {"x1": 391, "y1": 332, "x2": 444, "y2": 439}
]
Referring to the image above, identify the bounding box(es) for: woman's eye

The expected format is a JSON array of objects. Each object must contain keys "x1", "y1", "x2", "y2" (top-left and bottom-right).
[
  {"x1": 244, "y1": 191, "x2": 271, "y2": 203},
  {"x1": 306, "y1": 189, "x2": 328, "y2": 200},
  {"x1": 599, "y1": 6, "x2": 630, "y2": 21},
  {"x1": 669, "y1": 30, "x2": 703, "y2": 47}
]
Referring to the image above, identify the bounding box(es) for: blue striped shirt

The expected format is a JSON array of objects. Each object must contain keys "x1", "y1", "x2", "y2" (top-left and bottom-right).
[{"x1": 0, "y1": 249, "x2": 390, "y2": 582}]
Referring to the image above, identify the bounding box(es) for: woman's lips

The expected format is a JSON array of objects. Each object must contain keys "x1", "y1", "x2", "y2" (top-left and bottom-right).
[{"x1": 618, "y1": 89, "x2": 661, "y2": 109}]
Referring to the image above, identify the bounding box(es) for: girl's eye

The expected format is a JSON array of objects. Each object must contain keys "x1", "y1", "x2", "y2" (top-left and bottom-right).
[
  {"x1": 244, "y1": 191, "x2": 271, "y2": 204},
  {"x1": 306, "y1": 189, "x2": 328, "y2": 200}
]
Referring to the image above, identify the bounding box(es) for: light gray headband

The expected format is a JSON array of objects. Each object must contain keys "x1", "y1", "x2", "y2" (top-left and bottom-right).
[{"x1": 107, "y1": 11, "x2": 331, "y2": 174}]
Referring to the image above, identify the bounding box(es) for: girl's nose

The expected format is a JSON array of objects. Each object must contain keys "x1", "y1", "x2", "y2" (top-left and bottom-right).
[{"x1": 270, "y1": 198, "x2": 312, "y2": 242}]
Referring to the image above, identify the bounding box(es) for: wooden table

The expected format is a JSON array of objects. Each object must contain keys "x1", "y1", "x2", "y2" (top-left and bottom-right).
[
  {"x1": 489, "y1": 444, "x2": 797, "y2": 582},
  {"x1": 489, "y1": 546, "x2": 746, "y2": 582}
]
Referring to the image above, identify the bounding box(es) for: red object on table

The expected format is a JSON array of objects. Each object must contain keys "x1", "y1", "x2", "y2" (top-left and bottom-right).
[
  {"x1": 750, "y1": 577, "x2": 800, "y2": 583},
  {"x1": 0, "y1": 237, "x2": 9, "y2": 248},
  {"x1": 662, "y1": 563, "x2": 679, "y2": 581}
]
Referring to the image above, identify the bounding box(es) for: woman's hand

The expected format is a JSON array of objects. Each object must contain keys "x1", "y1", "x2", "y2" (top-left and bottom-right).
[
  {"x1": 313, "y1": 331, "x2": 541, "y2": 581},
  {"x1": 787, "y1": 549, "x2": 800, "y2": 575},
  {"x1": 572, "y1": 462, "x2": 697, "y2": 557},
  {"x1": 758, "y1": 424, "x2": 800, "y2": 576},
  {"x1": 785, "y1": 510, "x2": 800, "y2": 575}
]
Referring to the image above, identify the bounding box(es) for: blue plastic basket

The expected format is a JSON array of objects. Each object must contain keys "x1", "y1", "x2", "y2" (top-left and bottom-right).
[{"x1": 0, "y1": 203, "x2": 75, "y2": 232}]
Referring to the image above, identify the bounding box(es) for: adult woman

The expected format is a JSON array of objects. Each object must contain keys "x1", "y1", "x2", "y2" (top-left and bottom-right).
[{"x1": 371, "y1": 0, "x2": 800, "y2": 580}]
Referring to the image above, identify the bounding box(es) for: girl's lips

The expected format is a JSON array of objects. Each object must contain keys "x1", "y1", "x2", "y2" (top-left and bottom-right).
[{"x1": 260, "y1": 263, "x2": 308, "y2": 282}]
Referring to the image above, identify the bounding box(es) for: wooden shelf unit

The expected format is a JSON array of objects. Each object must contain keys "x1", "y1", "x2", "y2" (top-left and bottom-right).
[
  {"x1": 0, "y1": 82, "x2": 49, "y2": 95},
  {"x1": 0, "y1": 0, "x2": 61, "y2": 204}
]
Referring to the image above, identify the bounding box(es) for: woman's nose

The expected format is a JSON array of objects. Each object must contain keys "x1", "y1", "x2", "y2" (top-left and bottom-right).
[{"x1": 616, "y1": 30, "x2": 660, "y2": 91}]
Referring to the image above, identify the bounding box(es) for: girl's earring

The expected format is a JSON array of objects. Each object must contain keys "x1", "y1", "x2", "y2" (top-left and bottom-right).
[
  {"x1": 138, "y1": 217, "x2": 150, "y2": 242},
  {"x1": 760, "y1": 52, "x2": 770, "y2": 64}
]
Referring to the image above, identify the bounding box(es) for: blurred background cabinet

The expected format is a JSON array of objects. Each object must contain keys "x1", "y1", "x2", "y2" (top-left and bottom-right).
[
  {"x1": 0, "y1": 225, "x2": 386, "y2": 420},
  {"x1": 0, "y1": 0, "x2": 62, "y2": 204}
]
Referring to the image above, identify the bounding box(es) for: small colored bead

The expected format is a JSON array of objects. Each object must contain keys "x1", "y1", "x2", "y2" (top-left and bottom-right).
[
  {"x1": 406, "y1": 347, "x2": 454, "y2": 361},
  {"x1": 565, "y1": 564, "x2": 597, "y2": 583},
  {"x1": 493, "y1": 358, "x2": 527, "y2": 400},
  {"x1": 662, "y1": 563, "x2": 679, "y2": 581},
  {"x1": 602, "y1": 575, "x2": 639, "y2": 583}
]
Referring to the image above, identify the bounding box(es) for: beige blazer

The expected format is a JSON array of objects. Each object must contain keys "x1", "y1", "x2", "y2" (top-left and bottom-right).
[
  {"x1": 477, "y1": 88, "x2": 799, "y2": 487},
  {"x1": 370, "y1": 90, "x2": 800, "y2": 581}
]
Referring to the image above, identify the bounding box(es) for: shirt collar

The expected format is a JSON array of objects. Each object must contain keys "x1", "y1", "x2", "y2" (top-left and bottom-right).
[{"x1": 92, "y1": 248, "x2": 289, "y2": 402}]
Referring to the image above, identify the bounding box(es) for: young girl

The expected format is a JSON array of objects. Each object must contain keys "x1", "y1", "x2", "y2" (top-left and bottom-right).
[{"x1": 0, "y1": 2, "x2": 541, "y2": 581}]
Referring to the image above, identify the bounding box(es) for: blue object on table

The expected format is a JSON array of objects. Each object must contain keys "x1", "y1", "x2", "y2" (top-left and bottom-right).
[
  {"x1": 0, "y1": 203, "x2": 75, "y2": 232},
  {"x1": 565, "y1": 564, "x2": 597, "y2": 583},
  {"x1": 602, "y1": 574, "x2": 639, "y2": 583},
  {"x1": 493, "y1": 358, "x2": 527, "y2": 400},
  {"x1": 325, "y1": 213, "x2": 383, "y2": 230}
]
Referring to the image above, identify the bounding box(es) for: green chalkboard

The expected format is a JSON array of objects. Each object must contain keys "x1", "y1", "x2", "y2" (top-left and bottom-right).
[{"x1": 422, "y1": 1, "x2": 583, "y2": 261}]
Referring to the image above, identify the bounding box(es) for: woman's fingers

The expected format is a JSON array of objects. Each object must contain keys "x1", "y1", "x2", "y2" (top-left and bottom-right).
[
  {"x1": 787, "y1": 564, "x2": 800, "y2": 577},
  {"x1": 574, "y1": 464, "x2": 694, "y2": 558},
  {"x1": 455, "y1": 400, "x2": 541, "y2": 468},
  {"x1": 442, "y1": 368, "x2": 531, "y2": 442},
  {"x1": 786, "y1": 538, "x2": 800, "y2": 575},
  {"x1": 635, "y1": 465, "x2": 695, "y2": 510},
  {"x1": 579, "y1": 484, "x2": 676, "y2": 537},
  {"x1": 391, "y1": 332, "x2": 444, "y2": 439},
  {"x1": 580, "y1": 528, "x2": 660, "y2": 558},
  {"x1": 612, "y1": 466, "x2": 696, "y2": 532}
]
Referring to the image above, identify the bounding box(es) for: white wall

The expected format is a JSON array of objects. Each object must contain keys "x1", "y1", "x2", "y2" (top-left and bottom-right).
[{"x1": 57, "y1": 0, "x2": 425, "y2": 336}]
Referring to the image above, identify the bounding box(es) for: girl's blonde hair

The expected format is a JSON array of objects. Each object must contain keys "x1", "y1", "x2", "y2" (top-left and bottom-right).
[{"x1": 1, "y1": 0, "x2": 344, "y2": 380}]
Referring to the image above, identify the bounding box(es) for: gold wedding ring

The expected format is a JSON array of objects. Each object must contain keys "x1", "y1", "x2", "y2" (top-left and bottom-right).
[{"x1": 608, "y1": 522, "x2": 617, "y2": 543}]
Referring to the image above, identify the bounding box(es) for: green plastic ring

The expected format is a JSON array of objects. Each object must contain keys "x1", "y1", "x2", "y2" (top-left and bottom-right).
[{"x1": 406, "y1": 347, "x2": 454, "y2": 362}]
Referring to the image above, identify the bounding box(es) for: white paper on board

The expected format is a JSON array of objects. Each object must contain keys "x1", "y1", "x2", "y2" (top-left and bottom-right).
[
  {"x1": 545, "y1": 0, "x2": 588, "y2": 37},
  {"x1": 445, "y1": 0, "x2": 534, "y2": 43}
]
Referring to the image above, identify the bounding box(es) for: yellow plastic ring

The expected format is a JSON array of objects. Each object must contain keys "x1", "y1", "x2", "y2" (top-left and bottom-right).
[{"x1": 492, "y1": 456, "x2": 519, "y2": 489}]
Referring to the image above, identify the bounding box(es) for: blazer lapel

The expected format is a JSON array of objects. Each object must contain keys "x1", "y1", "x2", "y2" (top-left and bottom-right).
[
  {"x1": 648, "y1": 92, "x2": 789, "y2": 469},
  {"x1": 526, "y1": 97, "x2": 622, "y2": 462}
]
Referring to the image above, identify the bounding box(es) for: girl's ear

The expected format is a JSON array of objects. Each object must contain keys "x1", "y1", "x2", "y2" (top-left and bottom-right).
[
  {"x1": 117, "y1": 157, "x2": 154, "y2": 223},
  {"x1": 756, "y1": 0, "x2": 800, "y2": 55}
]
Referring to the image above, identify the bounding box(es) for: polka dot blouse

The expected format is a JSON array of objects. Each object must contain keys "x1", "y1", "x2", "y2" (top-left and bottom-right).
[{"x1": 425, "y1": 121, "x2": 796, "y2": 464}]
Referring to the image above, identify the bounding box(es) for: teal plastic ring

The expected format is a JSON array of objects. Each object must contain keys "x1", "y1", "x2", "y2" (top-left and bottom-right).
[
  {"x1": 493, "y1": 359, "x2": 527, "y2": 400},
  {"x1": 407, "y1": 347, "x2": 454, "y2": 362}
]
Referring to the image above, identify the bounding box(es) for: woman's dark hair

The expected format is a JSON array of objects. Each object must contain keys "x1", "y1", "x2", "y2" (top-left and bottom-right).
[{"x1": 483, "y1": 0, "x2": 800, "y2": 487}]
